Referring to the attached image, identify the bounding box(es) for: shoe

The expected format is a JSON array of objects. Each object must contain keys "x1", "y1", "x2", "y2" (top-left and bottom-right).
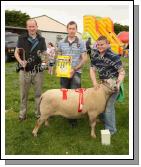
[
  {"x1": 19, "y1": 116, "x2": 26, "y2": 121},
  {"x1": 110, "y1": 131, "x2": 117, "y2": 135}
]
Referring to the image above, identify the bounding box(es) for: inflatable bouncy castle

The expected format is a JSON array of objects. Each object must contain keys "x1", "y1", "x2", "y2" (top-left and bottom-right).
[{"x1": 83, "y1": 15, "x2": 125, "y2": 55}]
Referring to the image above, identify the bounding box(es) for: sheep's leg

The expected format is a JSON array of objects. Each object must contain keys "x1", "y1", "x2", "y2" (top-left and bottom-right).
[
  {"x1": 88, "y1": 112, "x2": 97, "y2": 138},
  {"x1": 90, "y1": 118, "x2": 97, "y2": 138},
  {"x1": 32, "y1": 117, "x2": 45, "y2": 137},
  {"x1": 45, "y1": 119, "x2": 49, "y2": 127}
]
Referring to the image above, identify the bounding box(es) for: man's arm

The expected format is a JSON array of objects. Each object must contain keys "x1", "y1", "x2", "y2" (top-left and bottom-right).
[
  {"x1": 14, "y1": 47, "x2": 27, "y2": 68},
  {"x1": 90, "y1": 67, "x2": 100, "y2": 90},
  {"x1": 113, "y1": 55, "x2": 126, "y2": 90},
  {"x1": 73, "y1": 52, "x2": 87, "y2": 71},
  {"x1": 70, "y1": 52, "x2": 87, "y2": 78},
  {"x1": 116, "y1": 67, "x2": 126, "y2": 90},
  {"x1": 72, "y1": 40, "x2": 87, "y2": 72}
]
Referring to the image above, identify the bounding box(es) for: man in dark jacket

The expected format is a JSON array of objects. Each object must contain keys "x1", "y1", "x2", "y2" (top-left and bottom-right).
[{"x1": 15, "y1": 19, "x2": 47, "y2": 120}]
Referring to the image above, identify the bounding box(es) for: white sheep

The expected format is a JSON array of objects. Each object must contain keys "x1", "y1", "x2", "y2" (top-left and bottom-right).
[{"x1": 32, "y1": 78, "x2": 117, "y2": 138}]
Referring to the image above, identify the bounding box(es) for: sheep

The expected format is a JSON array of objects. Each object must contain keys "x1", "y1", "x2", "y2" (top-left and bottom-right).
[{"x1": 32, "y1": 78, "x2": 117, "y2": 138}]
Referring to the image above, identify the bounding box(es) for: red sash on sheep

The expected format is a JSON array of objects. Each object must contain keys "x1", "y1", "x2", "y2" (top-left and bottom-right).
[
  {"x1": 60, "y1": 88, "x2": 86, "y2": 112},
  {"x1": 60, "y1": 88, "x2": 68, "y2": 100},
  {"x1": 75, "y1": 88, "x2": 86, "y2": 112}
]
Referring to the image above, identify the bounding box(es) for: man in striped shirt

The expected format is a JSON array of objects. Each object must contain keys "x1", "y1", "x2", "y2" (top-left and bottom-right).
[
  {"x1": 90, "y1": 36, "x2": 125, "y2": 135},
  {"x1": 57, "y1": 21, "x2": 87, "y2": 127}
]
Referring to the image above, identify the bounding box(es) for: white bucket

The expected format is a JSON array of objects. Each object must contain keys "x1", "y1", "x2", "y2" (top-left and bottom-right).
[{"x1": 101, "y1": 129, "x2": 111, "y2": 145}]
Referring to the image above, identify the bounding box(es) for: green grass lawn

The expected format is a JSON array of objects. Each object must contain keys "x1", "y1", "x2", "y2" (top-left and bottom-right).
[{"x1": 5, "y1": 57, "x2": 129, "y2": 155}]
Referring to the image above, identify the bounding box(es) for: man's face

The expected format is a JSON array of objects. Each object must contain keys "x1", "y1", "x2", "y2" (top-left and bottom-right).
[
  {"x1": 67, "y1": 24, "x2": 77, "y2": 38},
  {"x1": 97, "y1": 40, "x2": 108, "y2": 53},
  {"x1": 26, "y1": 20, "x2": 38, "y2": 36}
]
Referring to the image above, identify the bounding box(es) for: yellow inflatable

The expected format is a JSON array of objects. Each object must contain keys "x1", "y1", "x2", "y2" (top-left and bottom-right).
[{"x1": 83, "y1": 15, "x2": 124, "y2": 55}]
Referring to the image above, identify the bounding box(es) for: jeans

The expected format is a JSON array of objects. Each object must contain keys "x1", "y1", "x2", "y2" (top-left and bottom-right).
[{"x1": 99, "y1": 91, "x2": 119, "y2": 135}]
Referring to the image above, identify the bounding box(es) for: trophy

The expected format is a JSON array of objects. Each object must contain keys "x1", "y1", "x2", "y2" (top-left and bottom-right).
[{"x1": 37, "y1": 50, "x2": 49, "y2": 70}]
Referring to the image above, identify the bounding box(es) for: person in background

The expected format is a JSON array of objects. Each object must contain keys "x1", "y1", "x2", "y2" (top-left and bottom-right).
[
  {"x1": 47, "y1": 42, "x2": 56, "y2": 75},
  {"x1": 57, "y1": 21, "x2": 87, "y2": 128},
  {"x1": 86, "y1": 37, "x2": 92, "y2": 59}
]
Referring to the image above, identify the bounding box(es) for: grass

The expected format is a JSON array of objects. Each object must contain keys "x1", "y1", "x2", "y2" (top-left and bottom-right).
[{"x1": 5, "y1": 57, "x2": 129, "y2": 155}]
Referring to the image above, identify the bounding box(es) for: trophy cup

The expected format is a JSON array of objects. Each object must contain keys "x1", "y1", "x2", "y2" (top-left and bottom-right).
[{"x1": 37, "y1": 50, "x2": 48, "y2": 70}]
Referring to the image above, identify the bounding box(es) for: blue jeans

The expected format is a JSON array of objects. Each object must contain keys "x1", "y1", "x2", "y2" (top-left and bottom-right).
[{"x1": 99, "y1": 92, "x2": 119, "y2": 135}]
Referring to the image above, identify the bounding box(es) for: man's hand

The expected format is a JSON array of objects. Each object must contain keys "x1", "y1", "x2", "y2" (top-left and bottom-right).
[
  {"x1": 116, "y1": 79, "x2": 121, "y2": 92},
  {"x1": 116, "y1": 68, "x2": 125, "y2": 92},
  {"x1": 93, "y1": 82, "x2": 100, "y2": 90},
  {"x1": 70, "y1": 69, "x2": 75, "y2": 78},
  {"x1": 116, "y1": 84, "x2": 120, "y2": 92},
  {"x1": 19, "y1": 60, "x2": 27, "y2": 68}
]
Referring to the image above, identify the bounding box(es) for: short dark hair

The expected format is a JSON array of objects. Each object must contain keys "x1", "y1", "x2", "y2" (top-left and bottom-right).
[
  {"x1": 97, "y1": 36, "x2": 108, "y2": 43},
  {"x1": 67, "y1": 21, "x2": 77, "y2": 29},
  {"x1": 48, "y1": 42, "x2": 54, "y2": 47}
]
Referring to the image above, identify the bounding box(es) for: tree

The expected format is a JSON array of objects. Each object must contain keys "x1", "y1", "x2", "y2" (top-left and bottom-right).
[
  {"x1": 5, "y1": 10, "x2": 30, "y2": 27},
  {"x1": 114, "y1": 23, "x2": 129, "y2": 35}
]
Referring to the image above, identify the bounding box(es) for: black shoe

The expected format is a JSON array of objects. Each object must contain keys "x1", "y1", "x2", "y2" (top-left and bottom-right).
[{"x1": 68, "y1": 119, "x2": 77, "y2": 128}]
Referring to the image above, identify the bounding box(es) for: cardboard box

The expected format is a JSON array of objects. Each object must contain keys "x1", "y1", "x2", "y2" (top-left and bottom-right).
[{"x1": 101, "y1": 129, "x2": 111, "y2": 145}]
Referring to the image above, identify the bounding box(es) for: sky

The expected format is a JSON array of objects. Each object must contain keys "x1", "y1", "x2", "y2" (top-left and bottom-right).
[{"x1": 5, "y1": 5, "x2": 129, "y2": 33}]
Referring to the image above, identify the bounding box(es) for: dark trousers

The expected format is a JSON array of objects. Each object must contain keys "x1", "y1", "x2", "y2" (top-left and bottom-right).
[
  {"x1": 60, "y1": 72, "x2": 81, "y2": 126},
  {"x1": 87, "y1": 49, "x2": 91, "y2": 60}
]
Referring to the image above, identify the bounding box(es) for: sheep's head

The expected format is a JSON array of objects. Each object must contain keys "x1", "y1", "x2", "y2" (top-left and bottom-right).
[{"x1": 102, "y1": 78, "x2": 118, "y2": 93}]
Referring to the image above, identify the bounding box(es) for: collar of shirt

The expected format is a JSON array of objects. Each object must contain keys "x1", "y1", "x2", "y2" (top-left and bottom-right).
[
  {"x1": 95, "y1": 48, "x2": 112, "y2": 57},
  {"x1": 24, "y1": 32, "x2": 42, "y2": 41},
  {"x1": 64, "y1": 36, "x2": 79, "y2": 46},
  {"x1": 27, "y1": 36, "x2": 38, "y2": 44}
]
